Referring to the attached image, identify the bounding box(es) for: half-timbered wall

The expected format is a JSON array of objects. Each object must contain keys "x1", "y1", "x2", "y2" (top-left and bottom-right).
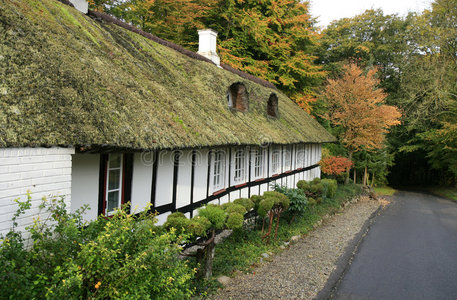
[{"x1": 69, "y1": 143, "x2": 322, "y2": 224}]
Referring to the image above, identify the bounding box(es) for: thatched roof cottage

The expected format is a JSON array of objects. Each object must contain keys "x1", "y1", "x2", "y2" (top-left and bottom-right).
[{"x1": 0, "y1": 0, "x2": 335, "y2": 234}]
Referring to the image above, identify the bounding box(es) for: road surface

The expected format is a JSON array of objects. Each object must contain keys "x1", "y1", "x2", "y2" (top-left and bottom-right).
[{"x1": 334, "y1": 191, "x2": 457, "y2": 300}]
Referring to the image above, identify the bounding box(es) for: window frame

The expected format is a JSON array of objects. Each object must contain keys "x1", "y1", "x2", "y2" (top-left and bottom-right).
[
  {"x1": 103, "y1": 153, "x2": 125, "y2": 216},
  {"x1": 271, "y1": 145, "x2": 282, "y2": 176},
  {"x1": 231, "y1": 148, "x2": 247, "y2": 186},
  {"x1": 251, "y1": 147, "x2": 266, "y2": 180},
  {"x1": 211, "y1": 150, "x2": 226, "y2": 193}
]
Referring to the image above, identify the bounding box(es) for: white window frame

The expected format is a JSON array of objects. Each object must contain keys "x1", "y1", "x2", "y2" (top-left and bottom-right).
[
  {"x1": 105, "y1": 153, "x2": 123, "y2": 216},
  {"x1": 283, "y1": 145, "x2": 292, "y2": 171},
  {"x1": 231, "y1": 148, "x2": 247, "y2": 185},
  {"x1": 271, "y1": 146, "x2": 282, "y2": 175},
  {"x1": 211, "y1": 150, "x2": 226, "y2": 192},
  {"x1": 251, "y1": 147, "x2": 266, "y2": 180}
]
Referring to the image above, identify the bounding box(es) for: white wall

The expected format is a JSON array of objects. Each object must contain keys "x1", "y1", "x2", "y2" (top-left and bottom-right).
[
  {"x1": 176, "y1": 150, "x2": 192, "y2": 209},
  {"x1": 0, "y1": 147, "x2": 74, "y2": 237},
  {"x1": 155, "y1": 151, "x2": 174, "y2": 207},
  {"x1": 71, "y1": 153, "x2": 100, "y2": 222},
  {"x1": 131, "y1": 152, "x2": 152, "y2": 213},
  {"x1": 193, "y1": 149, "x2": 208, "y2": 203}
]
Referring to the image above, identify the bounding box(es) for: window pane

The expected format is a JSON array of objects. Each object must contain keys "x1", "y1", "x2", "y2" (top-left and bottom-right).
[
  {"x1": 109, "y1": 153, "x2": 121, "y2": 168},
  {"x1": 107, "y1": 191, "x2": 119, "y2": 213},
  {"x1": 213, "y1": 150, "x2": 225, "y2": 190},
  {"x1": 108, "y1": 169, "x2": 121, "y2": 190}
]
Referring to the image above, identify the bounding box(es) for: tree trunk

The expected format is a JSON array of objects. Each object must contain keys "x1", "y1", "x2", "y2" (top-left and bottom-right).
[
  {"x1": 263, "y1": 211, "x2": 274, "y2": 243},
  {"x1": 204, "y1": 230, "x2": 216, "y2": 279},
  {"x1": 204, "y1": 241, "x2": 215, "y2": 279},
  {"x1": 363, "y1": 166, "x2": 368, "y2": 186},
  {"x1": 274, "y1": 211, "x2": 281, "y2": 239},
  {"x1": 353, "y1": 169, "x2": 357, "y2": 184},
  {"x1": 346, "y1": 151, "x2": 353, "y2": 184},
  {"x1": 370, "y1": 172, "x2": 375, "y2": 187}
]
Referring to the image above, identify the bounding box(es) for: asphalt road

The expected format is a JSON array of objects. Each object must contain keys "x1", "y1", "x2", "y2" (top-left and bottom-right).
[{"x1": 333, "y1": 191, "x2": 457, "y2": 300}]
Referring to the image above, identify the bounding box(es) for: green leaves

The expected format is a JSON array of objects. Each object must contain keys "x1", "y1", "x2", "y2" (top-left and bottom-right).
[{"x1": 0, "y1": 196, "x2": 195, "y2": 299}]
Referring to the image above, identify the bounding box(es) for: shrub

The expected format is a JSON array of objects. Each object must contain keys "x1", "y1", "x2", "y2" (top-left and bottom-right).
[
  {"x1": 222, "y1": 203, "x2": 246, "y2": 215},
  {"x1": 322, "y1": 179, "x2": 338, "y2": 199},
  {"x1": 197, "y1": 205, "x2": 226, "y2": 230},
  {"x1": 249, "y1": 195, "x2": 263, "y2": 211},
  {"x1": 232, "y1": 198, "x2": 254, "y2": 211},
  {"x1": 0, "y1": 195, "x2": 195, "y2": 299},
  {"x1": 226, "y1": 213, "x2": 244, "y2": 230},
  {"x1": 297, "y1": 178, "x2": 338, "y2": 205},
  {"x1": 257, "y1": 191, "x2": 290, "y2": 242},
  {"x1": 273, "y1": 185, "x2": 307, "y2": 224},
  {"x1": 165, "y1": 212, "x2": 210, "y2": 237}
]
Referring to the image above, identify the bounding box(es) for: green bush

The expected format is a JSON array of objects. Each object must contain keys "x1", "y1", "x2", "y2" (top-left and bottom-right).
[
  {"x1": 273, "y1": 185, "x2": 307, "y2": 222},
  {"x1": 165, "y1": 212, "x2": 210, "y2": 237},
  {"x1": 297, "y1": 178, "x2": 338, "y2": 203},
  {"x1": 322, "y1": 179, "x2": 338, "y2": 199},
  {"x1": 232, "y1": 198, "x2": 254, "y2": 211},
  {"x1": 226, "y1": 213, "x2": 244, "y2": 230},
  {"x1": 263, "y1": 191, "x2": 290, "y2": 210},
  {"x1": 257, "y1": 197, "x2": 274, "y2": 217},
  {"x1": 222, "y1": 203, "x2": 246, "y2": 215},
  {"x1": 249, "y1": 195, "x2": 263, "y2": 211},
  {"x1": 197, "y1": 205, "x2": 226, "y2": 230},
  {"x1": 0, "y1": 195, "x2": 195, "y2": 299}
]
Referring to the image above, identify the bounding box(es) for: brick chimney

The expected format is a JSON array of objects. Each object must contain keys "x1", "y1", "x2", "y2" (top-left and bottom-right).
[
  {"x1": 197, "y1": 29, "x2": 220, "y2": 67},
  {"x1": 69, "y1": 0, "x2": 88, "y2": 14}
]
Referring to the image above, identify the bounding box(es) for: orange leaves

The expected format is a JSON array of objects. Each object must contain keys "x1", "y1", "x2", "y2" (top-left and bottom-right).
[
  {"x1": 319, "y1": 156, "x2": 353, "y2": 176},
  {"x1": 322, "y1": 64, "x2": 402, "y2": 152}
]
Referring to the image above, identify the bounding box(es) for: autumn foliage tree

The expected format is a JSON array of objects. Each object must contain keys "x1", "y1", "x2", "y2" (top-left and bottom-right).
[
  {"x1": 319, "y1": 156, "x2": 353, "y2": 177},
  {"x1": 205, "y1": 0, "x2": 326, "y2": 111},
  {"x1": 322, "y1": 64, "x2": 401, "y2": 183}
]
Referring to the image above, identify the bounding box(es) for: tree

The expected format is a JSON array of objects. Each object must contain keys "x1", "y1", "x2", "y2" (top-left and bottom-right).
[
  {"x1": 203, "y1": 0, "x2": 324, "y2": 112},
  {"x1": 316, "y1": 9, "x2": 413, "y2": 98},
  {"x1": 319, "y1": 156, "x2": 353, "y2": 177},
  {"x1": 391, "y1": 0, "x2": 457, "y2": 184},
  {"x1": 322, "y1": 64, "x2": 401, "y2": 183},
  {"x1": 89, "y1": 0, "x2": 215, "y2": 47}
]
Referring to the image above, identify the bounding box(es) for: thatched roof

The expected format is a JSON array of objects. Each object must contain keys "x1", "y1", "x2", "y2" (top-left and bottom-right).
[{"x1": 0, "y1": 0, "x2": 336, "y2": 151}]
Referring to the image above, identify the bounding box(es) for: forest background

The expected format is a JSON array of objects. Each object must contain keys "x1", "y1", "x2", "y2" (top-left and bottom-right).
[{"x1": 89, "y1": 0, "x2": 457, "y2": 187}]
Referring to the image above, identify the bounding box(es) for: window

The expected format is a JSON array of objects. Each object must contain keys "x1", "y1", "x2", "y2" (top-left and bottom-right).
[
  {"x1": 283, "y1": 146, "x2": 291, "y2": 171},
  {"x1": 232, "y1": 149, "x2": 246, "y2": 185},
  {"x1": 252, "y1": 148, "x2": 265, "y2": 179},
  {"x1": 227, "y1": 82, "x2": 249, "y2": 112},
  {"x1": 212, "y1": 150, "x2": 226, "y2": 192},
  {"x1": 105, "y1": 153, "x2": 123, "y2": 216},
  {"x1": 267, "y1": 93, "x2": 279, "y2": 118},
  {"x1": 271, "y1": 146, "x2": 281, "y2": 175}
]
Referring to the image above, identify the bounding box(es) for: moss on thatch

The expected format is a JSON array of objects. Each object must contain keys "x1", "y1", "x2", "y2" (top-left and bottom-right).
[{"x1": 0, "y1": 0, "x2": 336, "y2": 150}]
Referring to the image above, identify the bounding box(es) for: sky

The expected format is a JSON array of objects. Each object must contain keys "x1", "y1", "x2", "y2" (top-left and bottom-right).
[{"x1": 309, "y1": 0, "x2": 433, "y2": 28}]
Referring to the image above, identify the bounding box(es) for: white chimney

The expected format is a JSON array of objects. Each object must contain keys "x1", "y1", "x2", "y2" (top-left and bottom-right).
[
  {"x1": 69, "y1": 0, "x2": 88, "y2": 14},
  {"x1": 197, "y1": 29, "x2": 220, "y2": 67}
]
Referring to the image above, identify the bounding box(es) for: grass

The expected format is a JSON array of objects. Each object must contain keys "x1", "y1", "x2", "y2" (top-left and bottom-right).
[
  {"x1": 373, "y1": 186, "x2": 397, "y2": 196},
  {"x1": 425, "y1": 186, "x2": 457, "y2": 202},
  {"x1": 190, "y1": 183, "x2": 363, "y2": 296}
]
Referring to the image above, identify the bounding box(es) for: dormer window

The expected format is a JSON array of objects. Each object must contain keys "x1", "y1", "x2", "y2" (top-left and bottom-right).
[
  {"x1": 267, "y1": 93, "x2": 279, "y2": 118},
  {"x1": 227, "y1": 82, "x2": 249, "y2": 112}
]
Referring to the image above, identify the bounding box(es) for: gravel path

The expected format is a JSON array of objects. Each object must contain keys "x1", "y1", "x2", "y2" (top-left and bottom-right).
[{"x1": 211, "y1": 196, "x2": 381, "y2": 300}]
